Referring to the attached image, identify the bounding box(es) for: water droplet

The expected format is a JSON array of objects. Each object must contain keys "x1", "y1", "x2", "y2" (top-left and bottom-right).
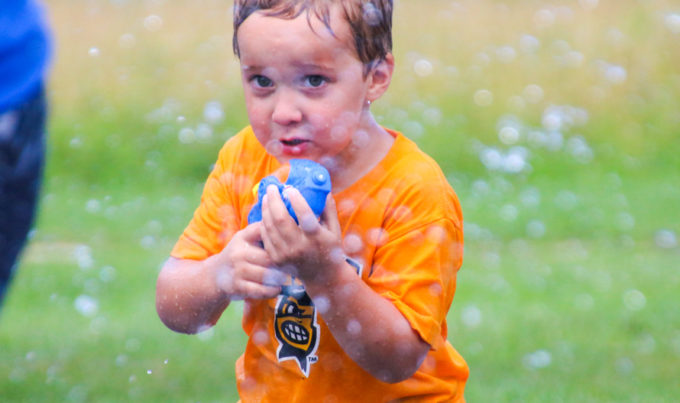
[
  {"x1": 413, "y1": 59, "x2": 433, "y2": 77},
  {"x1": 566, "y1": 135, "x2": 594, "y2": 163},
  {"x1": 495, "y1": 46, "x2": 517, "y2": 63},
  {"x1": 665, "y1": 13, "x2": 680, "y2": 34},
  {"x1": 473, "y1": 89, "x2": 494, "y2": 107},
  {"x1": 362, "y1": 2, "x2": 382, "y2": 26},
  {"x1": 574, "y1": 293, "x2": 594, "y2": 311},
  {"x1": 500, "y1": 204, "x2": 519, "y2": 222},
  {"x1": 623, "y1": 289, "x2": 646, "y2": 311},
  {"x1": 125, "y1": 338, "x2": 141, "y2": 352},
  {"x1": 146, "y1": 369, "x2": 152, "y2": 375},
  {"x1": 461, "y1": 305, "x2": 482, "y2": 328},
  {"x1": 499, "y1": 126, "x2": 520, "y2": 145},
  {"x1": 315, "y1": 295, "x2": 330, "y2": 314},
  {"x1": 99, "y1": 266, "x2": 117, "y2": 282},
  {"x1": 527, "y1": 220, "x2": 546, "y2": 238},
  {"x1": 519, "y1": 34, "x2": 541, "y2": 53},
  {"x1": 654, "y1": 229, "x2": 677, "y2": 249},
  {"x1": 178, "y1": 127, "x2": 196, "y2": 144},
  {"x1": 115, "y1": 354, "x2": 128, "y2": 367},
  {"x1": 197, "y1": 326, "x2": 215, "y2": 341},
  {"x1": 534, "y1": 9, "x2": 556, "y2": 29},
  {"x1": 118, "y1": 33, "x2": 136, "y2": 49},
  {"x1": 346, "y1": 320, "x2": 362, "y2": 335},
  {"x1": 634, "y1": 334, "x2": 656, "y2": 355},
  {"x1": 343, "y1": 233, "x2": 363, "y2": 254},
  {"x1": 85, "y1": 199, "x2": 101, "y2": 214},
  {"x1": 579, "y1": 0, "x2": 599, "y2": 10},
  {"x1": 604, "y1": 64, "x2": 627, "y2": 85},
  {"x1": 520, "y1": 187, "x2": 541, "y2": 207},
  {"x1": 523, "y1": 349, "x2": 552, "y2": 369},
  {"x1": 144, "y1": 15, "x2": 163, "y2": 32},
  {"x1": 203, "y1": 101, "x2": 224, "y2": 124},
  {"x1": 74, "y1": 295, "x2": 98, "y2": 317},
  {"x1": 616, "y1": 212, "x2": 635, "y2": 231},
  {"x1": 615, "y1": 357, "x2": 634, "y2": 375},
  {"x1": 523, "y1": 84, "x2": 544, "y2": 104},
  {"x1": 140, "y1": 235, "x2": 155, "y2": 249}
]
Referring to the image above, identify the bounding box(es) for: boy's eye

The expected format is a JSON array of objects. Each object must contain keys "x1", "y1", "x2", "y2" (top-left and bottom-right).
[
  {"x1": 252, "y1": 75, "x2": 273, "y2": 88},
  {"x1": 304, "y1": 75, "x2": 327, "y2": 88}
]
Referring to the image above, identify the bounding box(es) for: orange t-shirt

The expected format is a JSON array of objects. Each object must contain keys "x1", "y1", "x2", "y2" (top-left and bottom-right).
[{"x1": 171, "y1": 126, "x2": 468, "y2": 401}]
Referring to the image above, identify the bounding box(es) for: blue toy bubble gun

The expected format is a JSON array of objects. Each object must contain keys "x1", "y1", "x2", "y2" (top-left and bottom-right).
[{"x1": 248, "y1": 159, "x2": 332, "y2": 225}]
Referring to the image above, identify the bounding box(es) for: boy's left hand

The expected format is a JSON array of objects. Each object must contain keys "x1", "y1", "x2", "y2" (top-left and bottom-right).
[{"x1": 260, "y1": 184, "x2": 344, "y2": 284}]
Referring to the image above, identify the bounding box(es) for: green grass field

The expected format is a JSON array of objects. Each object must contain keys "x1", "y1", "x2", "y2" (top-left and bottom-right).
[{"x1": 1, "y1": 0, "x2": 679, "y2": 401}]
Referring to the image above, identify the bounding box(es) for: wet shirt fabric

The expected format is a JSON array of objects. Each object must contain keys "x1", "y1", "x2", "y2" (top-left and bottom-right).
[{"x1": 171, "y1": 126, "x2": 469, "y2": 401}]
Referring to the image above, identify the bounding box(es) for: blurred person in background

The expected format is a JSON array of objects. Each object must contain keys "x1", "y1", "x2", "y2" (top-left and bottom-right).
[{"x1": 0, "y1": 0, "x2": 52, "y2": 308}]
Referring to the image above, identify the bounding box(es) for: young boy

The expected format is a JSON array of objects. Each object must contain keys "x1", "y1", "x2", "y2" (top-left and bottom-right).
[{"x1": 156, "y1": 0, "x2": 468, "y2": 400}]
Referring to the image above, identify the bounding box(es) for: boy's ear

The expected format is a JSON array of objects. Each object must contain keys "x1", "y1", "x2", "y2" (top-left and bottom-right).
[{"x1": 366, "y1": 53, "x2": 394, "y2": 103}]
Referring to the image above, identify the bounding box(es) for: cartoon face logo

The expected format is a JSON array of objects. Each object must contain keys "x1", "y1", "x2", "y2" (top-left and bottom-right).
[{"x1": 274, "y1": 285, "x2": 319, "y2": 377}]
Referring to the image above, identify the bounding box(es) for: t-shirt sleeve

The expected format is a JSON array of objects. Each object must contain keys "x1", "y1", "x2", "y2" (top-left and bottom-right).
[
  {"x1": 170, "y1": 140, "x2": 245, "y2": 261},
  {"x1": 365, "y1": 167, "x2": 463, "y2": 349},
  {"x1": 365, "y1": 209, "x2": 463, "y2": 350}
]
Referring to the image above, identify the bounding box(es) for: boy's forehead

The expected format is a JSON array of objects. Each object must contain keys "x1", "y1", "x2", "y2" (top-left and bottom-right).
[{"x1": 241, "y1": 6, "x2": 355, "y2": 52}]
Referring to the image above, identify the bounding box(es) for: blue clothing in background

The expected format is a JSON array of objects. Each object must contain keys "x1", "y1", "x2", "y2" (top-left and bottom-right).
[
  {"x1": 0, "y1": 0, "x2": 51, "y2": 308},
  {"x1": 0, "y1": 0, "x2": 52, "y2": 113}
]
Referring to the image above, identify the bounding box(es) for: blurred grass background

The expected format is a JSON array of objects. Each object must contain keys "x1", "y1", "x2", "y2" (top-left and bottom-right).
[{"x1": 1, "y1": 0, "x2": 679, "y2": 401}]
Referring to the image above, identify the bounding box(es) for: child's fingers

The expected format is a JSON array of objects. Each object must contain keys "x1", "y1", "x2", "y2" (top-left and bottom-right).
[
  {"x1": 217, "y1": 263, "x2": 284, "y2": 299},
  {"x1": 235, "y1": 281, "x2": 281, "y2": 300},
  {"x1": 284, "y1": 187, "x2": 320, "y2": 234},
  {"x1": 240, "y1": 222, "x2": 264, "y2": 244},
  {"x1": 321, "y1": 194, "x2": 341, "y2": 236}
]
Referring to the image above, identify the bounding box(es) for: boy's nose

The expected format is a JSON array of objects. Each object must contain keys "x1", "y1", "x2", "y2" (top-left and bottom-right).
[{"x1": 272, "y1": 91, "x2": 302, "y2": 126}]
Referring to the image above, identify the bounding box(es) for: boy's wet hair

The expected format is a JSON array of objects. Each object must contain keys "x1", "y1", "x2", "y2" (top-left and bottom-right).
[{"x1": 233, "y1": 0, "x2": 393, "y2": 74}]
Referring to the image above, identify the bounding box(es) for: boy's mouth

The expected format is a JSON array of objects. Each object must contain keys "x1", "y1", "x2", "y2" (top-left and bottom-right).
[{"x1": 280, "y1": 138, "x2": 307, "y2": 146}]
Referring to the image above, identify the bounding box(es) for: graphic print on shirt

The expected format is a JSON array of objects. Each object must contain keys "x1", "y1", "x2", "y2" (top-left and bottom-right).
[{"x1": 274, "y1": 282, "x2": 319, "y2": 377}]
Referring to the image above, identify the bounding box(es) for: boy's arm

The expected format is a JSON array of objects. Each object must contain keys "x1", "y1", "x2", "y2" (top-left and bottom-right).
[
  {"x1": 156, "y1": 223, "x2": 285, "y2": 334},
  {"x1": 260, "y1": 187, "x2": 430, "y2": 383},
  {"x1": 305, "y1": 261, "x2": 431, "y2": 383}
]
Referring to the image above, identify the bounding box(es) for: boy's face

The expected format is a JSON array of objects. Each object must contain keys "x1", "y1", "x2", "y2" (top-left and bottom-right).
[{"x1": 237, "y1": 6, "x2": 375, "y2": 165}]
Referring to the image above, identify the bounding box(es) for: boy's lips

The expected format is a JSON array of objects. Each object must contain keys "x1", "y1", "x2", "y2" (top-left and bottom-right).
[
  {"x1": 280, "y1": 138, "x2": 309, "y2": 146},
  {"x1": 280, "y1": 138, "x2": 310, "y2": 156}
]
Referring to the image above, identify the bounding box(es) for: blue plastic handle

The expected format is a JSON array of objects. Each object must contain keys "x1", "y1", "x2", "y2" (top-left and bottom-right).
[{"x1": 248, "y1": 159, "x2": 332, "y2": 224}]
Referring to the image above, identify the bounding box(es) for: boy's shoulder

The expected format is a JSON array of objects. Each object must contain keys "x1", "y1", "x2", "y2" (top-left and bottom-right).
[{"x1": 381, "y1": 129, "x2": 453, "y2": 190}]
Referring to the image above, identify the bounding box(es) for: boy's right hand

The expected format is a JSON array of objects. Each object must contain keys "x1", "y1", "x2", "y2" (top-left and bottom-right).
[{"x1": 214, "y1": 222, "x2": 287, "y2": 300}]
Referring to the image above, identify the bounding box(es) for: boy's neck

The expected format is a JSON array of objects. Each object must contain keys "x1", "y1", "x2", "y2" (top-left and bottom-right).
[{"x1": 326, "y1": 113, "x2": 395, "y2": 193}]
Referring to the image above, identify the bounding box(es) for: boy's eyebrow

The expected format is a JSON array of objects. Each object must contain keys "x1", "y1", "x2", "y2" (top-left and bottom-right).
[{"x1": 240, "y1": 62, "x2": 336, "y2": 72}]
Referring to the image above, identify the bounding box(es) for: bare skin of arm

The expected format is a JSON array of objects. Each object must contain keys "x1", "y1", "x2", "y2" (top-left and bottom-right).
[
  {"x1": 155, "y1": 222, "x2": 286, "y2": 334},
  {"x1": 260, "y1": 186, "x2": 430, "y2": 383}
]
